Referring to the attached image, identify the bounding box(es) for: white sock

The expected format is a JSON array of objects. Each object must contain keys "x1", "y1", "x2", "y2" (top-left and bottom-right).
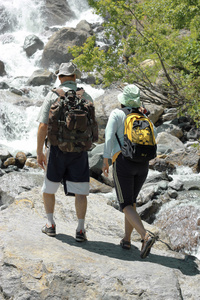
[
  {"x1": 47, "y1": 213, "x2": 55, "y2": 226},
  {"x1": 76, "y1": 219, "x2": 85, "y2": 232}
]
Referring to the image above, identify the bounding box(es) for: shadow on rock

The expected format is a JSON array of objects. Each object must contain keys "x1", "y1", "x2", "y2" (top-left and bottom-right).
[{"x1": 55, "y1": 233, "x2": 199, "y2": 277}]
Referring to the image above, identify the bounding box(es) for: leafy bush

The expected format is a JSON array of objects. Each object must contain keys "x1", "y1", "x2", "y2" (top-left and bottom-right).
[{"x1": 69, "y1": 0, "x2": 200, "y2": 124}]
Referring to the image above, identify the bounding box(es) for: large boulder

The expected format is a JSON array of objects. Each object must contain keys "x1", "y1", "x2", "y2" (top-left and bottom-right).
[
  {"x1": 94, "y1": 89, "x2": 164, "y2": 142},
  {"x1": 23, "y1": 35, "x2": 44, "y2": 57},
  {"x1": 94, "y1": 89, "x2": 121, "y2": 142},
  {"x1": 41, "y1": 27, "x2": 91, "y2": 67},
  {"x1": 156, "y1": 132, "x2": 185, "y2": 154},
  {"x1": 165, "y1": 146, "x2": 200, "y2": 172},
  {"x1": 145, "y1": 103, "x2": 164, "y2": 124},
  {"x1": 76, "y1": 20, "x2": 93, "y2": 34},
  {"x1": 27, "y1": 69, "x2": 56, "y2": 86},
  {"x1": 157, "y1": 123, "x2": 183, "y2": 139},
  {"x1": 154, "y1": 204, "x2": 200, "y2": 253},
  {"x1": 0, "y1": 60, "x2": 6, "y2": 76},
  {"x1": 43, "y1": 0, "x2": 75, "y2": 27}
]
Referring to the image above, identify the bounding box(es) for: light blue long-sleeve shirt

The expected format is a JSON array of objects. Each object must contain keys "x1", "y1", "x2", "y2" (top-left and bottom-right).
[
  {"x1": 103, "y1": 108, "x2": 126, "y2": 159},
  {"x1": 103, "y1": 108, "x2": 157, "y2": 159}
]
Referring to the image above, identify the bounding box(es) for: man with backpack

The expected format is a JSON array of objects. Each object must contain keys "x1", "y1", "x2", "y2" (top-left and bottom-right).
[
  {"x1": 102, "y1": 84, "x2": 157, "y2": 259},
  {"x1": 37, "y1": 62, "x2": 96, "y2": 241}
]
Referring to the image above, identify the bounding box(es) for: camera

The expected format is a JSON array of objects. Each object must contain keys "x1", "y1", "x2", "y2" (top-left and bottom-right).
[{"x1": 65, "y1": 89, "x2": 76, "y2": 101}]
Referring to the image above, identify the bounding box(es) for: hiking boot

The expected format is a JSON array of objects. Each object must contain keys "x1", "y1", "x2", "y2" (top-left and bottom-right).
[
  {"x1": 41, "y1": 224, "x2": 56, "y2": 237},
  {"x1": 140, "y1": 232, "x2": 156, "y2": 259},
  {"x1": 76, "y1": 230, "x2": 87, "y2": 242}
]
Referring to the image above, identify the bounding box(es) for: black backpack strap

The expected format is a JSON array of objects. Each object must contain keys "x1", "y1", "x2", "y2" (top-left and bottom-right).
[
  {"x1": 115, "y1": 132, "x2": 122, "y2": 147},
  {"x1": 120, "y1": 107, "x2": 145, "y2": 116}
]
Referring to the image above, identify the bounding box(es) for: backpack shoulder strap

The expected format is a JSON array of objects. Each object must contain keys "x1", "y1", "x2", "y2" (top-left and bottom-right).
[
  {"x1": 119, "y1": 107, "x2": 144, "y2": 117},
  {"x1": 115, "y1": 107, "x2": 145, "y2": 147},
  {"x1": 115, "y1": 132, "x2": 122, "y2": 147}
]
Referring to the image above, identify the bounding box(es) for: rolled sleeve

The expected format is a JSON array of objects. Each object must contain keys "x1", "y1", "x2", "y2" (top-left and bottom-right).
[
  {"x1": 37, "y1": 92, "x2": 58, "y2": 124},
  {"x1": 83, "y1": 92, "x2": 93, "y2": 103}
]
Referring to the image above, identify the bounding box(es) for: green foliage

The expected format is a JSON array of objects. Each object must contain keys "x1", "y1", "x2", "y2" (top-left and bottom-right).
[{"x1": 69, "y1": 0, "x2": 200, "y2": 124}]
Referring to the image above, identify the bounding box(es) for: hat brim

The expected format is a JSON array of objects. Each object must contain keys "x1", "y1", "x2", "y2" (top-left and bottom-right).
[
  {"x1": 55, "y1": 69, "x2": 82, "y2": 79},
  {"x1": 118, "y1": 93, "x2": 141, "y2": 108},
  {"x1": 118, "y1": 93, "x2": 126, "y2": 105}
]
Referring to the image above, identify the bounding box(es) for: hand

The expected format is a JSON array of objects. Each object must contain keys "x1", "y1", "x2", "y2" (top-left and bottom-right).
[
  {"x1": 139, "y1": 106, "x2": 150, "y2": 115},
  {"x1": 37, "y1": 152, "x2": 47, "y2": 170},
  {"x1": 102, "y1": 158, "x2": 109, "y2": 177},
  {"x1": 139, "y1": 106, "x2": 146, "y2": 113}
]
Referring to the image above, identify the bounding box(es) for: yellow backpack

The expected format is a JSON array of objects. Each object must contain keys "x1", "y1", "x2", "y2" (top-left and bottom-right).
[{"x1": 116, "y1": 108, "x2": 157, "y2": 162}]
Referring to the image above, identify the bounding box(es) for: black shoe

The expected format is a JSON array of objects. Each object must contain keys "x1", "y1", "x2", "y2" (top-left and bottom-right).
[
  {"x1": 120, "y1": 239, "x2": 131, "y2": 250},
  {"x1": 140, "y1": 233, "x2": 156, "y2": 259},
  {"x1": 76, "y1": 230, "x2": 87, "y2": 242},
  {"x1": 42, "y1": 224, "x2": 56, "y2": 237}
]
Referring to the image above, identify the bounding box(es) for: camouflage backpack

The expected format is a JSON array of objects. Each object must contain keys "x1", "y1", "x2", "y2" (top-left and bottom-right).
[{"x1": 47, "y1": 88, "x2": 98, "y2": 152}]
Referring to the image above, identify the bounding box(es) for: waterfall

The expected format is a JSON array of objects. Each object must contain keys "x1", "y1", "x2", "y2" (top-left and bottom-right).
[
  {"x1": 3, "y1": 0, "x2": 44, "y2": 33},
  {"x1": 0, "y1": 0, "x2": 102, "y2": 80},
  {"x1": 0, "y1": 0, "x2": 103, "y2": 155}
]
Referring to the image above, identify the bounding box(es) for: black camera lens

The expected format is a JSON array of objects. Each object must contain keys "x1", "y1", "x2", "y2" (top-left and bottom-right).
[{"x1": 65, "y1": 90, "x2": 76, "y2": 98}]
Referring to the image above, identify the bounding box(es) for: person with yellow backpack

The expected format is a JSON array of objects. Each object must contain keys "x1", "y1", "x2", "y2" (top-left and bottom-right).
[{"x1": 102, "y1": 84, "x2": 157, "y2": 259}]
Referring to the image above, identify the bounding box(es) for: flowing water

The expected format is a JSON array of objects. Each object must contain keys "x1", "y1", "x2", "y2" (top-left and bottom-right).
[
  {"x1": 0, "y1": 0, "x2": 200, "y2": 259},
  {"x1": 0, "y1": 0, "x2": 103, "y2": 155}
]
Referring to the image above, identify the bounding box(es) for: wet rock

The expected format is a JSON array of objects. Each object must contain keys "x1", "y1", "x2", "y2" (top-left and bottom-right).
[
  {"x1": 168, "y1": 178, "x2": 184, "y2": 191},
  {"x1": 10, "y1": 87, "x2": 23, "y2": 96},
  {"x1": 165, "y1": 146, "x2": 200, "y2": 171},
  {"x1": 162, "y1": 112, "x2": 178, "y2": 122},
  {"x1": 90, "y1": 177, "x2": 112, "y2": 193},
  {"x1": 43, "y1": 0, "x2": 75, "y2": 27},
  {"x1": 23, "y1": 34, "x2": 44, "y2": 57},
  {"x1": 0, "y1": 171, "x2": 44, "y2": 203},
  {"x1": 4, "y1": 165, "x2": 18, "y2": 173},
  {"x1": 15, "y1": 152, "x2": 27, "y2": 168},
  {"x1": 3, "y1": 157, "x2": 15, "y2": 167},
  {"x1": 0, "y1": 60, "x2": 6, "y2": 76},
  {"x1": 156, "y1": 123, "x2": 183, "y2": 139},
  {"x1": 0, "y1": 81, "x2": 9, "y2": 89},
  {"x1": 137, "y1": 199, "x2": 162, "y2": 223},
  {"x1": 25, "y1": 158, "x2": 40, "y2": 169},
  {"x1": 156, "y1": 132, "x2": 185, "y2": 154},
  {"x1": 0, "y1": 149, "x2": 12, "y2": 161},
  {"x1": 76, "y1": 20, "x2": 93, "y2": 34},
  {"x1": 168, "y1": 189, "x2": 178, "y2": 198},
  {"x1": 41, "y1": 27, "x2": 90, "y2": 67},
  {"x1": 0, "y1": 169, "x2": 5, "y2": 176},
  {"x1": 149, "y1": 157, "x2": 176, "y2": 174},
  {"x1": 27, "y1": 69, "x2": 56, "y2": 86},
  {"x1": 89, "y1": 153, "x2": 103, "y2": 176},
  {"x1": 138, "y1": 185, "x2": 156, "y2": 205},
  {"x1": 154, "y1": 205, "x2": 200, "y2": 253},
  {"x1": 145, "y1": 171, "x2": 172, "y2": 183},
  {"x1": 187, "y1": 127, "x2": 200, "y2": 140}
]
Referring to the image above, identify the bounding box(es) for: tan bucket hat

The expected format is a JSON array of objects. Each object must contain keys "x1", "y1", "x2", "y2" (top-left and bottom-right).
[{"x1": 55, "y1": 62, "x2": 82, "y2": 79}]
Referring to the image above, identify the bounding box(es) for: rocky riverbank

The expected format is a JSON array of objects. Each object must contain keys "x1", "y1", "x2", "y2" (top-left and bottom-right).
[
  {"x1": 1, "y1": 1, "x2": 200, "y2": 298},
  {"x1": 0, "y1": 183, "x2": 200, "y2": 299},
  {"x1": 1, "y1": 86, "x2": 200, "y2": 257}
]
